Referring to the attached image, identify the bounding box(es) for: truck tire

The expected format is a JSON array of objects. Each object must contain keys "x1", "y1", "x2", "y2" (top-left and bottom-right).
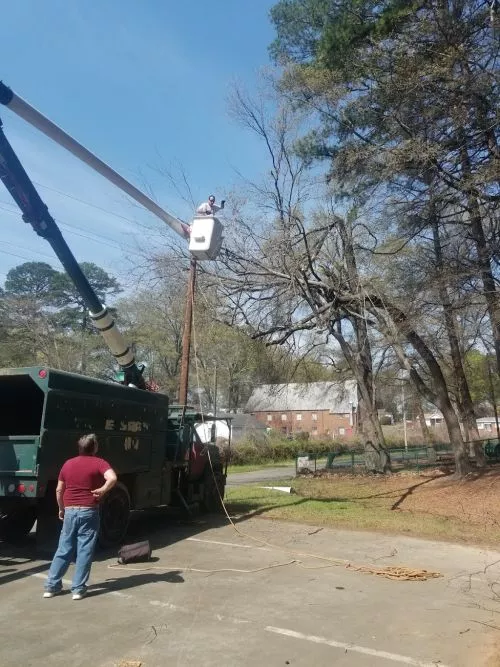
[
  {"x1": 202, "y1": 446, "x2": 226, "y2": 513},
  {"x1": 0, "y1": 505, "x2": 37, "y2": 542},
  {"x1": 98, "y1": 482, "x2": 130, "y2": 548}
]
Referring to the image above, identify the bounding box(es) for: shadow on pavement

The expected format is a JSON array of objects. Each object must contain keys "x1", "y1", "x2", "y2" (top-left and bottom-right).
[
  {"x1": 88, "y1": 570, "x2": 184, "y2": 597},
  {"x1": 0, "y1": 533, "x2": 51, "y2": 586},
  {"x1": 95, "y1": 508, "x2": 233, "y2": 562},
  {"x1": 0, "y1": 560, "x2": 49, "y2": 586},
  {"x1": 0, "y1": 507, "x2": 237, "y2": 582}
]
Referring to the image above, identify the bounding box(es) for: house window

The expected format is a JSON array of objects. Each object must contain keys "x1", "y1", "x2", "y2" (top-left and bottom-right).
[
  {"x1": 281, "y1": 414, "x2": 287, "y2": 421},
  {"x1": 312, "y1": 413, "x2": 318, "y2": 421},
  {"x1": 267, "y1": 414, "x2": 272, "y2": 422},
  {"x1": 296, "y1": 413, "x2": 302, "y2": 421},
  {"x1": 311, "y1": 427, "x2": 318, "y2": 434},
  {"x1": 339, "y1": 427, "x2": 345, "y2": 436}
]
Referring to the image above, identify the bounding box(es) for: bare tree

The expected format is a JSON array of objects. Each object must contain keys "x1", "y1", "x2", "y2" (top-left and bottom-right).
[
  {"x1": 216, "y1": 86, "x2": 473, "y2": 476},
  {"x1": 222, "y1": 87, "x2": 391, "y2": 471}
]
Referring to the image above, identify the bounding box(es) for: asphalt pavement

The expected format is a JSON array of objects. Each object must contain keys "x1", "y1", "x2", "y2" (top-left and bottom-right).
[{"x1": 1, "y1": 513, "x2": 498, "y2": 666}]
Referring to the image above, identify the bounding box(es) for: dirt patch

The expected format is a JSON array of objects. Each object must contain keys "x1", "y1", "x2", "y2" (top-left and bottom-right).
[
  {"x1": 393, "y1": 469, "x2": 500, "y2": 528},
  {"x1": 304, "y1": 467, "x2": 500, "y2": 528}
]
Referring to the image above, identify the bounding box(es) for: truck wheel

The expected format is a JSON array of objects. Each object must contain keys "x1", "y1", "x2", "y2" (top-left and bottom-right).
[
  {"x1": 99, "y1": 482, "x2": 130, "y2": 547},
  {"x1": 0, "y1": 506, "x2": 37, "y2": 542},
  {"x1": 202, "y1": 446, "x2": 226, "y2": 513}
]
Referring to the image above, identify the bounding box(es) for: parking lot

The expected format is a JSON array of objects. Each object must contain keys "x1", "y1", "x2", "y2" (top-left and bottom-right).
[{"x1": 1, "y1": 510, "x2": 499, "y2": 667}]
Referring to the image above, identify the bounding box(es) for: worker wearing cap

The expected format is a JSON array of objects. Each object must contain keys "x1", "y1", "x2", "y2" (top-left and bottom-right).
[{"x1": 196, "y1": 195, "x2": 225, "y2": 216}]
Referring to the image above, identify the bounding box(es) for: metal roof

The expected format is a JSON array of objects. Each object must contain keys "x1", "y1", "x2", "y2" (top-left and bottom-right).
[{"x1": 245, "y1": 381, "x2": 357, "y2": 413}]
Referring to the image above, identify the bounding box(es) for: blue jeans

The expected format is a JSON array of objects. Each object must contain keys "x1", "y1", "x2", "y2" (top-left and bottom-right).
[{"x1": 45, "y1": 507, "x2": 100, "y2": 594}]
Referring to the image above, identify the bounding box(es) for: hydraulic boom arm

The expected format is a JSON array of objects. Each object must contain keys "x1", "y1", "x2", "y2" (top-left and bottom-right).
[
  {"x1": 0, "y1": 115, "x2": 146, "y2": 389},
  {"x1": 0, "y1": 80, "x2": 224, "y2": 394}
]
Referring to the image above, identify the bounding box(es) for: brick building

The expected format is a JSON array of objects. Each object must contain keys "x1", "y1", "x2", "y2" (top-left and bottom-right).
[{"x1": 245, "y1": 381, "x2": 357, "y2": 439}]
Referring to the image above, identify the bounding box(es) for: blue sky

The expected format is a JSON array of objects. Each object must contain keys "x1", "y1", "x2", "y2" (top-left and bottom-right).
[{"x1": 0, "y1": 0, "x2": 276, "y2": 287}]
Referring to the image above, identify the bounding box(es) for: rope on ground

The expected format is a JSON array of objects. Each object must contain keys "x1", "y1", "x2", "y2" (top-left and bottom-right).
[
  {"x1": 108, "y1": 560, "x2": 298, "y2": 575},
  {"x1": 345, "y1": 565, "x2": 442, "y2": 581},
  {"x1": 108, "y1": 560, "x2": 442, "y2": 581}
]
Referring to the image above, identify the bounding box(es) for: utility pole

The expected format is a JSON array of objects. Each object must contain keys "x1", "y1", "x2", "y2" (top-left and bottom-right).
[
  {"x1": 213, "y1": 363, "x2": 218, "y2": 417},
  {"x1": 211, "y1": 363, "x2": 218, "y2": 443},
  {"x1": 178, "y1": 257, "x2": 197, "y2": 405}
]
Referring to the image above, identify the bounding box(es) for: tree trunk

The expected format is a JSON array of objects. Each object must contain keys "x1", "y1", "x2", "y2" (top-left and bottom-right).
[
  {"x1": 408, "y1": 364, "x2": 470, "y2": 477},
  {"x1": 457, "y1": 136, "x2": 500, "y2": 375},
  {"x1": 370, "y1": 299, "x2": 471, "y2": 476},
  {"x1": 414, "y1": 397, "x2": 433, "y2": 446},
  {"x1": 430, "y1": 209, "x2": 485, "y2": 466},
  {"x1": 332, "y1": 320, "x2": 390, "y2": 473},
  {"x1": 468, "y1": 202, "x2": 500, "y2": 375},
  {"x1": 334, "y1": 215, "x2": 390, "y2": 472},
  {"x1": 440, "y1": 398, "x2": 470, "y2": 477}
]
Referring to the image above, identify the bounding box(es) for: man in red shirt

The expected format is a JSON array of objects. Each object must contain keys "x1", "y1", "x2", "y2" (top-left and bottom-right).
[{"x1": 43, "y1": 433, "x2": 117, "y2": 600}]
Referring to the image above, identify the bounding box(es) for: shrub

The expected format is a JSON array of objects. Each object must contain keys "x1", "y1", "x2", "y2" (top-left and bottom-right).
[
  {"x1": 224, "y1": 426, "x2": 453, "y2": 466},
  {"x1": 227, "y1": 436, "x2": 347, "y2": 465}
]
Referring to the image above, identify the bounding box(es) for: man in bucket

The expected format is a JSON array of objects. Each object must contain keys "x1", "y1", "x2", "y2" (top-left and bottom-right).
[
  {"x1": 43, "y1": 433, "x2": 117, "y2": 600},
  {"x1": 196, "y1": 194, "x2": 225, "y2": 216}
]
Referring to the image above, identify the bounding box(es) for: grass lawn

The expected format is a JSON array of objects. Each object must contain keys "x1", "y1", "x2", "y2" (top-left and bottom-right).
[
  {"x1": 224, "y1": 469, "x2": 500, "y2": 547},
  {"x1": 227, "y1": 460, "x2": 295, "y2": 474}
]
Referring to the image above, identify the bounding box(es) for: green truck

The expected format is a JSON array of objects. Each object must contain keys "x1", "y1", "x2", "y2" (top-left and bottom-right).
[{"x1": 0, "y1": 367, "x2": 226, "y2": 545}]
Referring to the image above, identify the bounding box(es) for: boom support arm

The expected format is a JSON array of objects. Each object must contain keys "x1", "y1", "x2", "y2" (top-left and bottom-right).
[{"x1": 0, "y1": 116, "x2": 146, "y2": 389}]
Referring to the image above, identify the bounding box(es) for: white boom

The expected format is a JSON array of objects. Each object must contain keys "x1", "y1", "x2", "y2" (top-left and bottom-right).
[{"x1": 0, "y1": 82, "x2": 189, "y2": 240}]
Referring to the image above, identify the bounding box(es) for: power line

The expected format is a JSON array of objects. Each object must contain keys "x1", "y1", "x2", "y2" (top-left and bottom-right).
[
  {"x1": 0, "y1": 198, "x2": 128, "y2": 245},
  {"x1": 0, "y1": 174, "x2": 173, "y2": 248},
  {"x1": 32, "y1": 180, "x2": 163, "y2": 232},
  {"x1": 0, "y1": 202, "x2": 19, "y2": 215},
  {"x1": 0, "y1": 247, "x2": 42, "y2": 262},
  {"x1": 59, "y1": 222, "x2": 136, "y2": 253},
  {"x1": 0, "y1": 177, "x2": 175, "y2": 235},
  {"x1": 0, "y1": 209, "x2": 135, "y2": 275},
  {"x1": 0, "y1": 200, "x2": 140, "y2": 253},
  {"x1": 0, "y1": 240, "x2": 55, "y2": 261}
]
